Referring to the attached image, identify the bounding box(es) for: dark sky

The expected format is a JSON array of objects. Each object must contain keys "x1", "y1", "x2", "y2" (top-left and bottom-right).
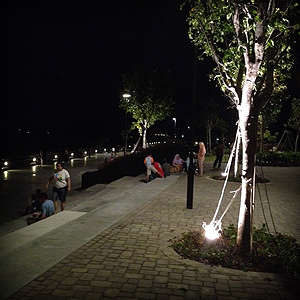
[
  {"x1": 2, "y1": 0, "x2": 203, "y2": 156},
  {"x1": 1, "y1": 1, "x2": 298, "y2": 157}
]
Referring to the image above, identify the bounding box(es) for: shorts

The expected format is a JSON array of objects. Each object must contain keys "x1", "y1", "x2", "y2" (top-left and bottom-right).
[
  {"x1": 146, "y1": 165, "x2": 157, "y2": 176},
  {"x1": 52, "y1": 186, "x2": 67, "y2": 202}
]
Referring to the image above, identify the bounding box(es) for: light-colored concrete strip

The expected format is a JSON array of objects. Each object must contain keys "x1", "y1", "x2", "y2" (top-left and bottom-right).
[{"x1": 0, "y1": 211, "x2": 86, "y2": 256}]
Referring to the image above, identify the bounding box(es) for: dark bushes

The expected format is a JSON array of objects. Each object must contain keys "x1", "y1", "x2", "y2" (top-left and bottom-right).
[{"x1": 257, "y1": 151, "x2": 300, "y2": 166}]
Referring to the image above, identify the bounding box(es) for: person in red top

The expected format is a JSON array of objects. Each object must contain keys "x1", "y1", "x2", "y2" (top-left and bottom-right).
[
  {"x1": 153, "y1": 162, "x2": 164, "y2": 178},
  {"x1": 144, "y1": 153, "x2": 164, "y2": 182}
]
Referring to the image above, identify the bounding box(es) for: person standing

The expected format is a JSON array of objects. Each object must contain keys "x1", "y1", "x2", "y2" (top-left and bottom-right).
[
  {"x1": 213, "y1": 141, "x2": 224, "y2": 169},
  {"x1": 45, "y1": 162, "x2": 71, "y2": 213},
  {"x1": 63, "y1": 149, "x2": 69, "y2": 163},
  {"x1": 197, "y1": 142, "x2": 206, "y2": 176}
]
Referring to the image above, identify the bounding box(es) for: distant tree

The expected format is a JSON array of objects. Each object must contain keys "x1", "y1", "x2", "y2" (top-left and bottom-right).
[
  {"x1": 120, "y1": 69, "x2": 174, "y2": 149},
  {"x1": 258, "y1": 92, "x2": 285, "y2": 151},
  {"x1": 198, "y1": 98, "x2": 228, "y2": 155},
  {"x1": 287, "y1": 97, "x2": 300, "y2": 151},
  {"x1": 184, "y1": 0, "x2": 299, "y2": 255}
]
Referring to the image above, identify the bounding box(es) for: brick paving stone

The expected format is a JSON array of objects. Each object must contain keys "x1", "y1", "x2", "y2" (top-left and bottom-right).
[
  {"x1": 103, "y1": 288, "x2": 119, "y2": 298},
  {"x1": 6, "y1": 166, "x2": 300, "y2": 300}
]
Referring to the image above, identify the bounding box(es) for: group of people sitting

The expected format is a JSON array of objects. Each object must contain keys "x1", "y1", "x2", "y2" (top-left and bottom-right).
[{"x1": 144, "y1": 141, "x2": 207, "y2": 182}]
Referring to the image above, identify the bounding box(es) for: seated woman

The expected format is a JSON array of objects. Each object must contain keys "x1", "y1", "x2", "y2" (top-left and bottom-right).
[
  {"x1": 171, "y1": 154, "x2": 185, "y2": 172},
  {"x1": 153, "y1": 161, "x2": 164, "y2": 178}
]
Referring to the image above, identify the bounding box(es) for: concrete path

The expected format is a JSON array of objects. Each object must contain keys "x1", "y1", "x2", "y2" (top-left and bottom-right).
[{"x1": 1, "y1": 164, "x2": 300, "y2": 299}]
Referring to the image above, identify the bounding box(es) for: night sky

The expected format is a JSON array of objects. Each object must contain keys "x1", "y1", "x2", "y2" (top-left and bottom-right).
[{"x1": 1, "y1": 1, "x2": 299, "y2": 158}]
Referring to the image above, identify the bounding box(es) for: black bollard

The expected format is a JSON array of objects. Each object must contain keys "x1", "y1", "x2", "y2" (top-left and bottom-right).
[{"x1": 187, "y1": 153, "x2": 195, "y2": 209}]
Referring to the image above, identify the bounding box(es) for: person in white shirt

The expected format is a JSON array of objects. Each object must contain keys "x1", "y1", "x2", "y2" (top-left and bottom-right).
[{"x1": 45, "y1": 162, "x2": 71, "y2": 213}]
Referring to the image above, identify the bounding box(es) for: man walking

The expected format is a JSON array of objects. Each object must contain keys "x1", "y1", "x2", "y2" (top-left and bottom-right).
[{"x1": 46, "y1": 162, "x2": 71, "y2": 213}]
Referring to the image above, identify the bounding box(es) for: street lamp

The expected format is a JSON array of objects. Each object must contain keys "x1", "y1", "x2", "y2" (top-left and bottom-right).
[
  {"x1": 123, "y1": 93, "x2": 131, "y2": 99},
  {"x1": 122, "y1": 93, "x2": 131, "y2": 155},
  {"x1": 172, "y1": 117, "x2": 176, "y2": 138}
]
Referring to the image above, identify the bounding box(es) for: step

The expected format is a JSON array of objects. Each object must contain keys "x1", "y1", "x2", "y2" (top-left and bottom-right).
[
  {"x1": 0, "y1": 211, "x2": 86, "y2": 256},
  {"x1": 0, "y1": 174, "x2": 180, "y2": 299}
]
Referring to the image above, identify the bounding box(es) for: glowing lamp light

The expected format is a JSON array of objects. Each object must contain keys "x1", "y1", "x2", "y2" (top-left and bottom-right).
[
  {"x1": 202, "y1": 221, "x2": 222, "y2": 240},
  {"x1": 32, "y1": 157, "x2": 37, "y2": 162},
  {"x1": 4, "y1": 161, "x2": 8, "y2": 166}
]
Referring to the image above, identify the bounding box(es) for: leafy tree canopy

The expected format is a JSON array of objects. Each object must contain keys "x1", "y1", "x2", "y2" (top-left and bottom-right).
[
  {"x1": 120, "y1": 68, "x2": 174, "y2": 135},
  {"x1": 287, "y1": 97, "x2": 300, "y2": 131},
  {"x1": 183, "y1": 0, "x2": 299, "y2": 109}
]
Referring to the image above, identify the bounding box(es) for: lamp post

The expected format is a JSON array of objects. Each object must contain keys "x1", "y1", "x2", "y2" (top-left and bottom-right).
[
  {"x1": 122, "y1": 93, "x2": 131, "y2": 155},
  {"x1": 172, "y1": 117, "x2": 176, "y2": 138}
]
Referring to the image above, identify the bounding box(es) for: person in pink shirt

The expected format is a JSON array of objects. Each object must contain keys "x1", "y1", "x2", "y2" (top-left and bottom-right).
[{"x1": 197, "y1": 142, "x2": 206, "y2": 176}]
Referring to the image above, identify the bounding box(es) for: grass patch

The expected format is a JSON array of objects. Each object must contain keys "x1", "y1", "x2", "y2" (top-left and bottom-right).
[{"x1": 170, "y1": 224, "x2": 300, "y2": 278}]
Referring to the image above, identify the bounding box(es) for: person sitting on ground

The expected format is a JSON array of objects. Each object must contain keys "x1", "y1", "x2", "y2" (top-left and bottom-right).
[
  {"x1": 26, "y1": 192, "x2": 55, "y2": 225},
  {"x1": 144, "y1": 153, "x2": 162, "y2": 183},
  {"x1": 162, "y1": 158, "x2": 171, "y2": 177},
  {"x1": 171, "y1": 154, "x2": 185, "y2": 172},
  {"x1": 153, "y1": 161, "x2": 164, "y2": 178},
  {"x1": 25, "y1": 188, "x2": 42, "y2": 215}
]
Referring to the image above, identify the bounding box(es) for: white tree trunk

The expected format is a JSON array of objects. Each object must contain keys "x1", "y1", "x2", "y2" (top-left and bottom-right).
[
  {"x1": 236, "y1": 84, "x2": 257, "y2": 255},
  {"x1": 142, "y1": 129, "x2": 147, "y2": 149},
  {"x1": 131, "y1": 136, "x2": 141, "y2": 153}
]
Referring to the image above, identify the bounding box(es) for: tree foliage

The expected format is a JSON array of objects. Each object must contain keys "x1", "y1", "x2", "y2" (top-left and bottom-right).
[
  {"x1": 184, "y1": 0, "x2": 299, "y2": 107},
  {"x1": 120, "y1": 69, "x2": 174, "y2": 148},
  {"x1": 258, "y1": 92, "x2": 285, "y2": 151},
  {"x1": 198, "y1": 98, "x2": 228, "y2": 154},
  {"x1": 287, "y1": 97, "x2": 300, "y2": 150},
  {"x1": 287, "y1": 97, "x2": 300, "y2": 131}
]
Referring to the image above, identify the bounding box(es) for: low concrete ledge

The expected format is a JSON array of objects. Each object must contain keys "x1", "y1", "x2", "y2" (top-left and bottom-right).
[{"x1": 0, "y1": 211, "x2": 86, "y2": 256}]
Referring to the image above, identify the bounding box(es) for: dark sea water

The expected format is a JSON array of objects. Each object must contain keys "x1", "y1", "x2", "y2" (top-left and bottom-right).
[{"x1": 0, "y1": 154, "x2": 112, "y2": 225}]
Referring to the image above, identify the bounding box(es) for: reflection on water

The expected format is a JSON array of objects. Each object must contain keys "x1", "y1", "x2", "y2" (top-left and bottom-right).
[
  {"x1": 0, "y1": 153, "x2": 117, "y2": 224},
  {"x1": 32, "y1": 165, "x2": 37, "y2": 174}
]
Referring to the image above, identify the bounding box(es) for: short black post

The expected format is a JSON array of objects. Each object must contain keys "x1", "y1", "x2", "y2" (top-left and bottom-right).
[
  {"x1": 186, "y1": 151, "x2": 195, "y2": 209},
  {"x1": 186, "y1": 47, "x2": 198, "y2": 209}
]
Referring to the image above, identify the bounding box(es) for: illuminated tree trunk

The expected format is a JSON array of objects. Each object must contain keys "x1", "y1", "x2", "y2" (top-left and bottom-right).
[
  {"x1": 142, "y1": 128, "x2": 147, "y2": 149},
  {"x1": 207, "y1": 125, "x2": 212, "y2": 156},
  {"x1": 236, "y1": 76, "x2": 259, "y2": 255},
  {"x1": 131, "y1": 136, "x2": 141, "y2": 153}
]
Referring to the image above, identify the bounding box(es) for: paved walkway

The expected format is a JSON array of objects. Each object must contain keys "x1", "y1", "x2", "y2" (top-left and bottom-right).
[{"x1": 2, "y1": 163, "x2": 300, "y2": 299}]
